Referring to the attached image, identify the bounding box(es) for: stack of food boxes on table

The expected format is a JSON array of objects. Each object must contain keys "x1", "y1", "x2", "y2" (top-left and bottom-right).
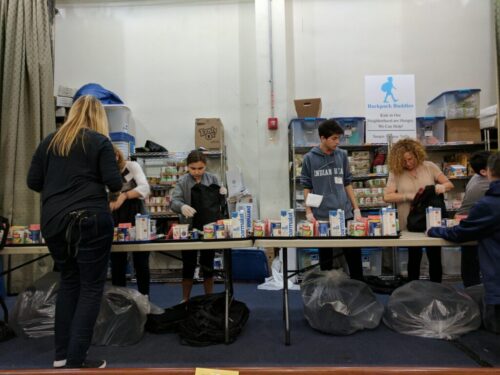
[
  {"x1": 352, "y1": 178, "x2": 387, "y2": 208},
  {"x1": 114, "y1": 214, "x2": 156, "y2": 242},
  {"x1": 6, "y1": 224, "x2": 42, "y2": 244}
]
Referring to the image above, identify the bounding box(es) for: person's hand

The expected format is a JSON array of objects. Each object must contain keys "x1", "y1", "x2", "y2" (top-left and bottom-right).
[
  {"x1": 404, "y1": 192, "x2": 415, "y2": 202},
  {"x1": 110, "y1": 192, "x2": 127, "y2": 211},
  {"x1": 353, "y1": 208, "x2": 362, "y2": 221},
  {"x1": 306, "y1": 211, "x2": 315, "y2": 222},
  {"x1": 219, "y1": 186, "x2": 227, "y2": 195},
  {"x1": 435, "y1": 184, "x2": 446, "y2": 195},
  {"x1": 181, "y1": 204, "x2": 197, "y2": 218}
]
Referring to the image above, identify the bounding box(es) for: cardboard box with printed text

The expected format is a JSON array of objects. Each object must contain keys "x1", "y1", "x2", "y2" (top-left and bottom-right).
[{"x1": 195, "y1": 118, "x2": 224, "y2": 150}]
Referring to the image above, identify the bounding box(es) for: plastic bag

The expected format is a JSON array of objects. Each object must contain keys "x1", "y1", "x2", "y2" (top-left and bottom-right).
[
  {"x1": 383, "y1": 280, "x2": 481, "y2": 339},
  {"x1": 301, "y1": 269, "x2": 384, "y2": 335},
  {"x1": 258, "y1": 257, "x2": 299, "y2": 291},
  {"x1": 92, "y1": 286, "x2": 150, "y2": 346},
  {"x1": 10, "y1": 272, "x2": 59, "y2": 338}
]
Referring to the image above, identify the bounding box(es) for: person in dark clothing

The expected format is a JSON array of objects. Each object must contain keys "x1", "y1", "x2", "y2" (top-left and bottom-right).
[
  {"x1": 109, "y1": 147, "x2": 151, "y2": 295},
  {"x1": 456, "y1": 151, "x2": 491, "y2": 287},
  {"x1": 171, "y1": 150, "x2": 227, "y2": 302},
  {"x1": 27, "y1": 95, "x2": 122, "y2": 369},
  {"x1": 428, "y1": 152, "x2": 500, "y2": 334},
  {"x1": 300, "y1": 119, "x2": 363, "y2": 279}
]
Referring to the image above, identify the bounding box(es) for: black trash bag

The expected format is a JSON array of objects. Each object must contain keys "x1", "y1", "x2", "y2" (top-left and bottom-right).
[
  {"x1": 178, "y1": 292, "x2": 249, "y2": 346},
  {"x1": 407, "y1": 185, "x2": 447, "y2": 232},
  {"x1": 145, "y1": 302, "x2": 188, "y2": 334},
  {"x1": 301, "y1": 269, "x2": 384, "y2": 335},
  {"x1": 10, "y1": 272, "x2": 59, "y2": 338},
  {"x1": 383, "y1": 280, "x2": 481, "y2": 339},
  {"x1": 92, "y1": 286, "x2": 149, "y2": 346}
]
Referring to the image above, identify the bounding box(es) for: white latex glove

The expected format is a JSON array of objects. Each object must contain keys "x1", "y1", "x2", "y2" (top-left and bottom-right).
[
  {"x1": 306, "y1": 211, "x2": 315, "y2": 222},
  {"x1": 219, "y1": 186, "x2": 227, "y2": 195},
  {"x1": 353, "y1": 208, "x2": 362, "y2": 221},
  {"x1": 181, "y1": 204, "x2": 197, "y2": 218},
  {"x1": 435, "y1": 184, "x2": 446, "y2": 195}
]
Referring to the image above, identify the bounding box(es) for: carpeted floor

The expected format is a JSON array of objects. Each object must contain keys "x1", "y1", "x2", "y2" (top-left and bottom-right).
[{"x1": 0, "y1": 281, "x2": 498, "y2": 369}]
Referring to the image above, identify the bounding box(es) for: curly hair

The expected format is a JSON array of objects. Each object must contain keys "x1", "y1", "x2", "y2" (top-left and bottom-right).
[{"x1": 387, "y1": 138, "x2": 427, "y2": 175}]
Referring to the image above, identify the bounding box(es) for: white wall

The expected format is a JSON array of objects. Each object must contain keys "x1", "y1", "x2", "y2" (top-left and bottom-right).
[
  {"x1": 54, "y1": 0, "x2": 496, "y2": 216},
  {"x1": 292, "y1": 0, "x2": 495, "y2": 118}
]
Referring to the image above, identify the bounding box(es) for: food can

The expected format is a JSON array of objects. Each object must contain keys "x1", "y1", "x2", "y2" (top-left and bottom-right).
[
  {"x1": 190, "y1": 229, "x2": 199, "y2": 240},
  {"x1": 203, "y1": 224, "x2": 215, "y2": 240},
  {"x1": 270, "y1": 220, "x2": 281, "y2": 237},
  {"x1": 253, "y1": 221, "x2": 265, "y2": 237}
]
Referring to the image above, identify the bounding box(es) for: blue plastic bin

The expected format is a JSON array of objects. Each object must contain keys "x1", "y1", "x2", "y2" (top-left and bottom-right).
[
  {"x1": 426, "y1": 89, "x2": 481, "y2": 119},
  {"x1": 289, "y1": 118, "x2": 324, "y2": 147},
  {"x1": 110, "y1": 132, "x2": 135, "y2": 159},
  {"x1": 231, "y1": 249, "x2": 269, "y2": 282},
  {"x1": 361, "y1": 247, "x2": 382, "y2": 276},
  {"x1": 332, "y1": 117, "x2": 365, "y2": 145},
  {"x1": 416, "y1": 117, "x2": 445, "y2": 145}
]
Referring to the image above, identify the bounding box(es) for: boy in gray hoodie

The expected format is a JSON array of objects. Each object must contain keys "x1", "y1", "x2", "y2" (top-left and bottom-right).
[{"x1": 301, "y1": 119, "x2": 363, "y2": 280}]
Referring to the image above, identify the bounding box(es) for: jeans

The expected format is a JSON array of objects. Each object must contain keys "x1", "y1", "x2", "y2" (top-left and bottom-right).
[
  {"x1": 461, "y1": 245, "x2": 481, "y2": 287},
  {"x1": 110, "y1": 251, "x2": 150, "y2": 295},
  {"x1": 408, "y1": 246, "x2": 442, "y2": 283},
  {"x1": 45, "y1": 211, "x2": 113, "y2": 366},
  {"x1": 318, "y1": 247, "x2": 363, "y2": 281}
]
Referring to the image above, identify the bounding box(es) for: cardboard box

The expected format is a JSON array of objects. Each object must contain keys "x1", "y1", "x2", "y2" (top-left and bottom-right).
[
  {"x1": 195, "y1": 118, "x2": 224, "y2": 150},
  {"x1": 445, "y1": 119, "x2": 481, "y2": 143},
  {"x1": 294, "y1": 98, "x2": 322, "y2": 118},
  {"x1": 57, "y1": 85, "x2": 77, "y2": 98},
  {"x1": 56, "y1": 96, "x2": 73, "y2": 108}
]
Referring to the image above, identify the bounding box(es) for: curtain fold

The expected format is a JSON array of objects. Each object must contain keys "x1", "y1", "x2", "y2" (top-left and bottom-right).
[{"x1": 0, "y1": 0, "x2": 56, "y2": 292}]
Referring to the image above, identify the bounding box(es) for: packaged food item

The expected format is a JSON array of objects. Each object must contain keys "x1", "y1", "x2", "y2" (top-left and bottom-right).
[
  {"x1": 317, "y1": 221, "x2": 329, "y2": 237},
  {"x1": 253, "y1": 220, "x2": 266, "y2": 237},
  {"x1": 426, "y1": 207, "x2": 442, "y2": 230},
  {"x1": 329, "y1": 209, "x2": 346, "y2": 236},
  {"x1": 298, "y1": 221, "x2": 314, "y2": 237},
  {"x1": 203, "y1": 223, "x2": 215, "y2": 239},
  {"x1": 381, "y1": 208, "x2": 397, "y2": 236},
  {"x1": 280, "y1": 209, "x2": 295, "y2": 237}
]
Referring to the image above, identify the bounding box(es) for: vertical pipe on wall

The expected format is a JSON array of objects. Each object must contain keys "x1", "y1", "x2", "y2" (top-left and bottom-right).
[{"x1": 268, "y1": 0, "x2": 274, "y2": 118}]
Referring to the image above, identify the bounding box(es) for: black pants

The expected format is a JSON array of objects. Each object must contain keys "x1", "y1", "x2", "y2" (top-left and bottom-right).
[
  {"x1": 110, "y1": 252, "x2": 150, "y2": 296},
  {"x1": 182, "y1": 250, "x2": 215, "y2": 279},
  {"x1": 461, "y1": 245, "x2": 481, "y2": 287},
  {"x1": 408, "y1": 246, "x2": 442, "y2": 283},
  {"x1": 45, "y1": 211, "x2": 113, "y2": 366},
  {"x1": 318, "y1": 247, "x2": 363, "y2": 281}
]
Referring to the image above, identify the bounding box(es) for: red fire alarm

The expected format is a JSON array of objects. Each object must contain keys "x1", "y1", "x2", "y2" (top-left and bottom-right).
[{"x1": 268, "y1": 117, "x2": 278, "y2": 130}]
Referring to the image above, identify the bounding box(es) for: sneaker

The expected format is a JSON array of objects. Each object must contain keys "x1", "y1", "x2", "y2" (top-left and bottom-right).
[
  {"x1": 66, "y1": 359, "x2": 106, "y2": 369},
  {"x1": 53, "y1": 359, "x2": 67, "y2": 368}
]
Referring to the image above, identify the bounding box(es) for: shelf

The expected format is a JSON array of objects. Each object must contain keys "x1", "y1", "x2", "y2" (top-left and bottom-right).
[
  {"x1": 447, "y1": 176, "x2": 471, "y2": 180},
  {"x1": 352, "y1": 174, "x2": 388, "y2": 181},
  {"x1": 132, "y1": 150, "x2": 222, "y2": 159},
  {"x1": 150, "y1": 213, "x2": 179, "y2": 219},
  {"x1": 424, "y1": 142, "x2": 487, "y2": 151},
  {"x1": 292, "y1": 144, "x2": 387, "y2": 153},
  {"x1": 150, "y1": 184, "x2": 175, "y2": 190},
  {"x1": 131, "y1": 152, "x2": 170, "y2": 159}
]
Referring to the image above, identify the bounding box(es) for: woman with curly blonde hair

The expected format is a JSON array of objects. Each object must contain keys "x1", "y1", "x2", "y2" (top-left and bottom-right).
[{"x1": 384, "y1": 138, "x2": 453, "y2": 282}]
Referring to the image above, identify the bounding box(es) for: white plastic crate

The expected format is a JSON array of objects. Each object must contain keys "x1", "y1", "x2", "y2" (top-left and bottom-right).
[
  {"x1": 290, "y1": 119, "x2": 323, "y2": 147},
  {"x1": 416, "y1": 117, "x2": 445, "y2": 145},
  {"x1": 105, "y1": 105, "x2": 134, "y2": 133},
  {"x1": 426, "y1": 89, "x2": 480, "y2": 119},
  {"x1": 396, "y1": 248, "x2": 408, "y2": 277}
]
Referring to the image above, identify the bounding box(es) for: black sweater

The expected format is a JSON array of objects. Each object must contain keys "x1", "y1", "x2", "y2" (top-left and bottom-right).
[{"x1": 27, "y1": 129, "x2": 123, "y2": 238}]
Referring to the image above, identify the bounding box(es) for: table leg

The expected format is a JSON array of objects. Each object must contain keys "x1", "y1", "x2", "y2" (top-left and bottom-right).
[
  {"x1": 283, "y1": 247, "x2": 290, "y2": 345},
  {"x1": 223, "y1": 248, "x2": 232, "y2": 344}
]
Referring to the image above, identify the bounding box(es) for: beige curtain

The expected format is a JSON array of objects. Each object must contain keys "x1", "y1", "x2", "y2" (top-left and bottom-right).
[
  {"x1": 496, "y1": 0, "x2": 500, "y2": 146},
  {"x1": 0, "y1": 0, "x2": 56, "y2": 292}
]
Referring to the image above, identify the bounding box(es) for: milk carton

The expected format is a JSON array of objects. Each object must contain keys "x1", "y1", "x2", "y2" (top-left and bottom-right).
[
  {"x1": 381, "y1": 208, "x2": 397, "y2": 236},
  {"x1": 329, "y1": 209, "x2": 346, "y2": 236},
  {"x1": 236, "y1": 203, "x2": 253, "y2": 235},
  {"x1": 230, "y1": 210, "x2": 246, "y2": 238},
  {"x1": 135, "y1": 214, "x2": 151, "y2": 240},
  {"x1": 280, "y1": 209, "x2": 295, "y2": 237},
  {"x1": 426, "y1": 207, "x2": 442, "y2": 230}
]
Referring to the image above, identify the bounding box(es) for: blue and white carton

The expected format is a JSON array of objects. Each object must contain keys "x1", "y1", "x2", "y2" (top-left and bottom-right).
[
  {"x1": 280, "y1": 209, "x2": 295, "y2": 237},
  {"x1": 135, "y1": 214, "x2": 151, "y2": 241},
  {"x1": 381, "y1": 208, "x2": 397, "y2": 236},
  {"x1": 329, "y1": 209, "x2": 346, "y2": 236},
  {"x1": 236, "y1": 203, "x2": 253, "y2": 235},
  {"x1": 426, "y1": 207, "x2": 442, "y2": 231},
  {"x1": 230, "y1": 210, "x2": 246, "y2": 239}
]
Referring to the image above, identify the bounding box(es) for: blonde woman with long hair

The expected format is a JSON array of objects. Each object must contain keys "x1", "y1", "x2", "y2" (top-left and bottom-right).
[
  {"x1": 27, "y1": 95, "x2": 122, "y2": 369},
  {"x1": 384, "y1": 138, "x2": 453, "y2": 282}
]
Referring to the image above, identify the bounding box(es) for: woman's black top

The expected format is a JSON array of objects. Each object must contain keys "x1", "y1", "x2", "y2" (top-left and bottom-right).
[{"x1": 27, "y1": 129, "x2": 123, "y2": 238}]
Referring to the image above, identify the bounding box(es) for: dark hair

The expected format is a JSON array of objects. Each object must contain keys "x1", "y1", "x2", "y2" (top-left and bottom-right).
[
  {"x1": 318, "y1": 119, "x2": 344, "y2": 139},
  {"x1": 187, "y1": 150, "x2": 207, "y2": 165},
  {"x1": 487, "y1": 152, "x2": 500, "y2": 178},
  {"x1": 469, "y1": 151, "x2": 491, "y2": 175}
]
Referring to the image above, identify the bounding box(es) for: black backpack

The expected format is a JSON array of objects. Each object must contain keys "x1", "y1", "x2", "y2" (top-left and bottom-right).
[
  {"x1": 145, "y1": 302, "x2": 188, "y2": 334},
  {"x1": 407, "y1": 185, "x2": 447, "y2": 232},
  {"x1": 191, "y1": 183, "x2": 228, "y2": 230},
  {"x1": 178, "y1": 292, "x2": 249, "y2": 346}
]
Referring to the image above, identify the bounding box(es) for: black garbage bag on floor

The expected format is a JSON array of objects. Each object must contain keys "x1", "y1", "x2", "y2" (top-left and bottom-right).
[
  {"x1": 10, "y1": 272, "x2": 59, "y2": 338},
  {"x1": 178, "y1": 292, "x2": 249, "y2": 346},
  {"x1": 145, "y1": 302, "x2": 188, "y2": 334},
  {"x1": 383, "y1": 280, "x2": 481, "y2": 339},
  {"x1": 92, "y1": 286, "x2": 149, "y2": 346},
  {"x1": 301, "y1": 269, "x2": 384, "y2": 335}
]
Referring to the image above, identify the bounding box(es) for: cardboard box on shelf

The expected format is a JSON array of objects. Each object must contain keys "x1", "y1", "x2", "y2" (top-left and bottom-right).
[
  {"x1": 195, "y1": 118, "x2": 224, "y2": 150},
  {"x1": 56, "y1": 96, "x2": 73, "y2": 108},
  {"x1": 294, "y1": 98, "x2": 322, "y2": 118},
  {"x1": 445, "y1": 118, "x2": 481, "y2": 143},
  {"x1": 57, "y1": 85, "x2": 77, "y2": 98}
]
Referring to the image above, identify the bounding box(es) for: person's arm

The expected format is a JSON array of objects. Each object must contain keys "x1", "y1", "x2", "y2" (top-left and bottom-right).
[
  {"x1": 27, "y1": 143, "x2": 45, "y2": 192},
  {"x1": 428, "y1": 199, "x2": 495, "y2": 242},
  {"x1": 435, "y1": 173, "x2": 454, "y2": 194},
  {"x1": 383, "y1": 174, "x2": 414, "y2": 203},
  {"x1": 99, "y1": 139, "x2": 123, "y2": 193},
  {"x1": 301, "y1": 156, "x2": 314, "y2": 221},
  {"x1": 304, "y1": 188, "x2": 314, "y2": 221}
]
